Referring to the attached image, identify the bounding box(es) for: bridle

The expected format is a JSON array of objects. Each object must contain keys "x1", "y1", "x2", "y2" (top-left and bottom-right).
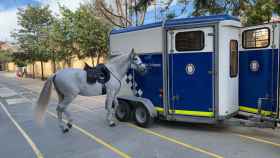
[{"x1": 130, "y1": 54, "x2": 145, "y2": 72}]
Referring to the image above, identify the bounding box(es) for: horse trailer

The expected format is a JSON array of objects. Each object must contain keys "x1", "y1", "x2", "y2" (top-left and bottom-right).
[{"x1": 110, "y1": 15, "x2": 280, "y2": 127}]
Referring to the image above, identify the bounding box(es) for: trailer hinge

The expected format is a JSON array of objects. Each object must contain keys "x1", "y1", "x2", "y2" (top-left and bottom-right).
[{"x1": 208, "y1": 33, "x2": 215, "y2": 36}]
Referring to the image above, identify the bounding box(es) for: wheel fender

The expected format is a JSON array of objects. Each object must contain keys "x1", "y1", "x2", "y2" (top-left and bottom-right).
[{"x1": 117, "y1": 96, "x2": 157, "y2": 118}]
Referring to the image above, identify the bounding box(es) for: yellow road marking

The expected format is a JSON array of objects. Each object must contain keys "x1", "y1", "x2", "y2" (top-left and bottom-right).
[
  {"x1": 0, "y1": 102, "x2": 44, "y2": 158},
  {"x1": 47, "y1": 111, "x2": 131, "y2": 158},
  {"x1": 19, "y1": 88, "x2": 221, "y2": 158},
  {"x1": 127, "y1": 123, "x2": 223, "y2": 158},
  {"x1": 16, "y1": 93, "x2": 130, "y2": 158},
  {"x1": 235, "y1": 134, "x2": 280, "y2": 147},
  {"x1": 67, "y1": 102, "x2": 222, "y2": 158}
]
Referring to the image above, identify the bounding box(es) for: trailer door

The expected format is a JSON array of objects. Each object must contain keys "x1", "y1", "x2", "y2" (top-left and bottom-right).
[
  {"x1": 239, "y1": 24, "x2": 279, "y2": 117},
  {"x1": 168, "y1": 27, "x2": 214, "y2": 117}
]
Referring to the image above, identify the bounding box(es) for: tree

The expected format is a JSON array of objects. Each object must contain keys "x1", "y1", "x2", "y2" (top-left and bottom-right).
[
  {"x1": 55, "y1": 6, "x2": 79, "y2": 67},
  {"x1": 94, "y1": 0, "x2": 157, "y2": 27},
  {"x1": 192, "y1": 0, "x2": 240, "y2": 16},
  {"x1": 0, "y1": 50, "x2": 13, "y2": 71},
  {"x1": 10, "y1": 51, "x2": 29, "y2": 67},
  {"x1": 191, "y1": 0, "x2": 280, "y2": 25},
  {"x1": 74, "y1": 5, "x2": 111, "y2": 66},
  {"x1": 13, "y1": 5, "x2": 53, "y2": 79},
  {"x1": 0, "y1": 50, "x2": 12, "y2": 63},
  {"x1": 245, "y1": 0, "x2": 275, "y2": 25}
]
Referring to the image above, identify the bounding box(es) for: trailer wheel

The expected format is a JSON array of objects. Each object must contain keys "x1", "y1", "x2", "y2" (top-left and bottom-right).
[
  {"x1": 115, "y1": 100, "x2": 131, "y2": 122},
  {"x1": 134, "y1": 105, "x2": 153, "y2": 127}
]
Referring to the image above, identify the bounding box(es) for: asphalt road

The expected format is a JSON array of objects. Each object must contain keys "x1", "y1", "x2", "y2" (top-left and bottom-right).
[{"x1": 0, "y1": 71, "x2": 280, "y2": 158}]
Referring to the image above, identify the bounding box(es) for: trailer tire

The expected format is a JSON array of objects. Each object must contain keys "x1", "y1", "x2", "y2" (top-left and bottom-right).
[
  {"x1": 115, "y1": 100, "x2": 131, "y2": 122},
  {"x1": 134, "y1": 105, "x2": 153, "y2": 127}
]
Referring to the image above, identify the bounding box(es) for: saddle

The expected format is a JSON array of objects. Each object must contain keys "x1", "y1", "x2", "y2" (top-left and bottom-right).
[{"x1": 84, "y1": 63, "x2": 110, "y2": 85}]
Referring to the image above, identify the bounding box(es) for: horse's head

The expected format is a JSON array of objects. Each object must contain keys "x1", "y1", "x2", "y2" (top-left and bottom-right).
[{"x1": 130, "y1": 49, "x2": 146, "y2": 74}]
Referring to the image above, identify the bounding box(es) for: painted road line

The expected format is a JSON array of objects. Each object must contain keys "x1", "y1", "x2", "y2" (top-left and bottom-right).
[
  {"x1": 0, "y1": 102, "x2": 44, "y2": 158},
  {"x1": 16, "y1": 92, "x2": 131, "y2": 158},
  {"x1": 0, "y1": 87, "x2": 18, "y2": 97},
  {"x1": 127, "y1": 123, "x2": 223, "y2": 158},
  {"x1": 47, "y1": 111, "x2": 131, "y2": 158},
  {"x1": 19, "y1": 87, "x2": 221, "y2": 158},
  {"x1": 68, "y1": 102, "x2": 223, "y2": 158},
  {"x1": 6, "y1": 98, "x2": 29, "y2": 105},
  {"x1": 235, "y1": 134, "x2": 280, "y2": 147}
]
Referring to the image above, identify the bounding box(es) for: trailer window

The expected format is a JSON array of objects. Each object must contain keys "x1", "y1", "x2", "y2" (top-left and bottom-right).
[
  {"x1": 175, "y1": 31, "x2": 204, "y2": 51},
  {"x1": 243, "y1": 28, "x2": 270, "y2": 49},
  {"x1": 230, "y1": 40, "x2": 238, "y2": 77}
]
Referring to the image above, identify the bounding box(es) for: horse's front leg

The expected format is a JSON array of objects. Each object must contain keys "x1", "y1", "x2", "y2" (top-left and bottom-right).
[
  {"x1": 64, "y1": 110, "x2": 73, "y2": 129},
  {"x1": 56, "y1": 95, "x2": 75, "y2": 133},
  {"x1": 106, "y1": 93, "x2": 116, "y2": 127},
  {"x1": 56, "y1": 106, "x2": 65, "y2": 132}
]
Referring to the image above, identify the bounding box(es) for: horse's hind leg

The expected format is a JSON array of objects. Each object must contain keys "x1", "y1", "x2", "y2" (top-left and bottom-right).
[
  {"x1": 56, "y1": 95, "x2": 75, "y2": 133},
  {"x1": 64, "y1": 110, "x2": 73, "y2": 129}
]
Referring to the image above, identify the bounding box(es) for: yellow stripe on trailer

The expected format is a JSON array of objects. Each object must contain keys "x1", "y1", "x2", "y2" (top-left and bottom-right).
[
  {"x1": 239, "y1": 106, "x2": 275, "y2": 116},
  {"x1": 155, "y1": 107, "x2": 214, "y2": 117}
]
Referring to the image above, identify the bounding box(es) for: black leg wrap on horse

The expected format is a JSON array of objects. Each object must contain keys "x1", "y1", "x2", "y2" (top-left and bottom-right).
[
  {"x1": 102, "y1": 84, "x2": 106, "y2": 95},
  {"x1": 56, "y1": 106, "x2": 65, "y2": 113},
  {"x1": 63, "y1": 128, "x2": 69, "y2": 133},
  {"x1": 110, "y1": 122, "x2": 116, "y2": 127},
  {"x1": 67, "y1": 123, "x2": 72, "y2": 129}
]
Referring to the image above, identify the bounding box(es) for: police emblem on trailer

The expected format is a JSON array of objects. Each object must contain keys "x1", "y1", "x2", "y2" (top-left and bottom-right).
[
  {"x1": 249, "y1": 60, "x2": 260, "y2": 72},
  {"x1": 185, "y1": 63, "x2": 195, "y2": 75}
]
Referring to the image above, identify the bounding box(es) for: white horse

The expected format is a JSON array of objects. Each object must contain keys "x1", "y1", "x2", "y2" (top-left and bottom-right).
[{"x1": 35, "y1": 50, "x2": 146, "y2": 133}]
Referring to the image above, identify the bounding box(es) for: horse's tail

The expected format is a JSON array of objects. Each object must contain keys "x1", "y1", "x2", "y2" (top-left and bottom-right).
[{"x1": 34, "y1": 75, "x2": 54, "y2": 125}]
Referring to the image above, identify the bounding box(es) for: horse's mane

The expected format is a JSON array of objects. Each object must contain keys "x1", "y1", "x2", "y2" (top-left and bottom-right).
[{"x1": 107, "y1": 52, "x2": 130, "y2": 64}]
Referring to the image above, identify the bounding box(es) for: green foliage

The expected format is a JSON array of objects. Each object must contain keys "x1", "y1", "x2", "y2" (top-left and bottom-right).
[
  {"x1": 12, "y1": 3, "x2": 111, "y2": 71},
  {"x1": 191, "y1": 0, "x2": 280, "y2": 25},
  {"x1": 245, "y1": 0, "x2": 275, "y2": 25},
  {"x1": 11, "y1": 52, "x2": 29, "y2": 66},
  {"x1": 0, "y1": 50, "x2": 12, "y2": 62},
  {"x1": 48, "y1": 6, "x2": 78, "y2": 66},
  {"x1": 12, "y1": 5, "x2": 53, "y2": 64},
  {"x1": 74, "y1": 5, "x2": 111, "y2": 63}
]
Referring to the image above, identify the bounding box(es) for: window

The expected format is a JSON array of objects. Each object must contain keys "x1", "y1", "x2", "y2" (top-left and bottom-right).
[
  {"x1": 243, "y1": 28, "x2": 270, "y2": 49},
  {"x1": 230, "y1": 40, "x2": 238, "y2": 77},
  {"x1": 175, "y1": 31, "x2": 204, "y2": 51}
]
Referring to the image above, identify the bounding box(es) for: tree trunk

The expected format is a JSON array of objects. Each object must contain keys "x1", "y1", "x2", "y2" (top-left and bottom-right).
[
  {"x1": 52, "y1": 52, "x2": 57, "y2": 73},
  {"x1": 52, "y1": 59, "x2": 56, "y2": 73},
  {"x1": 97, "y1": 54, "x2": 101, "y2": 64},
  {"x1": 91, "y1": 56, "x2": 95, "y2": 66},
  {"x1": 66, "y1": 58, "x2": 71, "y2": 67},
  {"x1": 40, "y1": 61, "x2": 44, "y2": 80},
  {"x1": 32, "y1": 62, "x2": 35, "y2": 79}
]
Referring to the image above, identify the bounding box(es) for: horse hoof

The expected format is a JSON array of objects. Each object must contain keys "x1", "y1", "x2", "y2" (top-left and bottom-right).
[
  {"x1": 109, "y1": 122, "x2": 116, "y2": 127},
  {"x1": 67, "y1": 123, "x2": 72, "y2": 129},
  {"x1": 63, "y1": 128, "x2": 69, "y2": 133}
]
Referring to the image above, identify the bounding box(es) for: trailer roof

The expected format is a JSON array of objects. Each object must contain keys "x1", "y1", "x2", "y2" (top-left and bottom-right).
[{"x1": 111, "y1": 14, "x2": 239, "y2": 35}]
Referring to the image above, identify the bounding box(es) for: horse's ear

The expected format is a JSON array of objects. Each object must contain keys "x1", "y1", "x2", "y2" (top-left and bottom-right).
[{"x1": 130, "y1": 48, "x2": 136, "y2": 58}]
